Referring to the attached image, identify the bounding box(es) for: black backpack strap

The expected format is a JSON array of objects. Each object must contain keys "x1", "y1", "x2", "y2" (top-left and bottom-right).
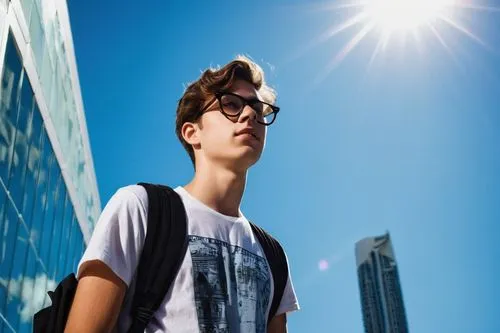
[
  {"x1": 128, "y1": 183, "x2": 188, "y2": 333},
  {"x1": 249, "y1": 222, "x2": 288, "y2": 325}
]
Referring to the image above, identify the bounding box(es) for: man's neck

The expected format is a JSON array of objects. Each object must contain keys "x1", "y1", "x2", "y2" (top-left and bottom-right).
[{"x1": 183, "y1": 164, "x2": 247, "y2": 218}]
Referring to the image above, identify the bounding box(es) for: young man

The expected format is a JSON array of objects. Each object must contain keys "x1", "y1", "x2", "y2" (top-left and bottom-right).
[{"x1": 65, "y1": 56, "x2": 299, "y2": 332}]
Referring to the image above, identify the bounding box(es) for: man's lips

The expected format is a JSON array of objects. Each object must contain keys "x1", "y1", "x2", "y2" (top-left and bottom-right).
[{"x1": 235, "y1": 128, "x2": 260, "y2": 141}]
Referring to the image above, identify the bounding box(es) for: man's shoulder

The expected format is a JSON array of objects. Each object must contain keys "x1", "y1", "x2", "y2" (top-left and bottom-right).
[
  {"x1": 248, "y1": 221, "x2": 282, "y2": 244},
  {"x1": 108, "y1": 184, "x2": 149, "y2": 212}
]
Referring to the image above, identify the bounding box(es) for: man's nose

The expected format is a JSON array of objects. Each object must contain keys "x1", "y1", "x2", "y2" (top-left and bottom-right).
[{"x1": 238, "y1": 104, "x2": 258, "y2": 123}]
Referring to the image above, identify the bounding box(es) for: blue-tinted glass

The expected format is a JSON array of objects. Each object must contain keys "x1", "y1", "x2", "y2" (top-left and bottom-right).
[
  {"x1": 72, "y1": 230, "x2": 84, "y2": 273},
  {"x1": 28, "y1": 2, "x2": 45, "y2": 68},
  {"x1": 3, "y1": 217, "x2": 30, "y2": 329},
  {"x1": 0, "y1": 180, "x2": 6, "y2": 232},
  {"x1": 40, "y1": 44, "x2": 53, "y2": 106},
  {"x1": 56, "y1": 197, "x2": 73, "y2": 281},
  {"x1": 0, "y1": 200, "x2": 21, "y2": 313},
  {"x1": 49, "y1": 56, "x2": 59, "y2": 114},
  {"x1": 21, "y1": 105, "x2": 43, "y2": 225},
  {"x1": 63, "y1": 214, "x2": 76, "y2": 275},
  {"x1": 66, "y1": 220, "x2": 83, "y2": 274},
  {"x1": 16, "y1": 244, "x2": 38, "y2": 333},
  {"x1": 38, "y1": 158, "x2": 60, "y2": 267},
  {"x1": 0, "y1": 34, "x2": 22, "y2": 184},
  {"x1": 18, "y1": 249, "x2": 49, "y2": 331},
  {"x1": 7, "y1": 71, "x2": 34, "y2": 209},
  {"x1": 31, "y1": 129, "x2": 50, "y2": 256},
  {"x1": 20, "y1": 0, "x2": 33, "y2": 25},
  {"x1": 47, "y1": 183, "x2": 66, "y2": 279}
]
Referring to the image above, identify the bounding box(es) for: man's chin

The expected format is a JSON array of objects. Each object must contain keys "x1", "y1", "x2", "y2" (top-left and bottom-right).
[{"x1": 229, "y1": 151, "x2": 262, "y2": 171}]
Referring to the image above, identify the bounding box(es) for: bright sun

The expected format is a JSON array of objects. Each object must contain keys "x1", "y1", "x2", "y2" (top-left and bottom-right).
[
  {"x1": 291, "y1": 0, "x2": 499, "y2": 81},
  {"x1": 365, "y1": 0, "x2": 455, "y2": 32}
]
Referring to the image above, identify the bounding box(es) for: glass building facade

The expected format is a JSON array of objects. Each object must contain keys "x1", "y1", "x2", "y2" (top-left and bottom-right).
[
  {"x1": 355, "y1": 233, "x2": 409, "y2": 333},
  {"x1": 0, "y1": 0, "x2": 100, "y2": 331}
]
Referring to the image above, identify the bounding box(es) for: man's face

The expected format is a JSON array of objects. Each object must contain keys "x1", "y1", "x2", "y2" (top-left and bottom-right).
[{"x1": 195, "y1": 80, "x2": 267, "y2": 171}]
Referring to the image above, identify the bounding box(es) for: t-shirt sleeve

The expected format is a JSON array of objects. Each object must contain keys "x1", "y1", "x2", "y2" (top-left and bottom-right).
[
  {"x1": 77, "y1": 185, "x2": 148, "y2": 287},
  {"x1": 275, "y1": 254, "x2": 300, "y2": 316}
]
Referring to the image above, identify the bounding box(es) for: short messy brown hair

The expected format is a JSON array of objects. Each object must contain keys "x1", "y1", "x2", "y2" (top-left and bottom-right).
[{"x1": 175, "y1": 55, "x2": 276, "y2": 166}]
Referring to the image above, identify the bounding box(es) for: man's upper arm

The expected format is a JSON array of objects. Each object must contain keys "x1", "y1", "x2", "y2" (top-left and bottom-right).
[
  {"x1": 65, "y1": 260, "x2": 127, "y2": 333},
  {"x1": 64, "y1": 186, "x2": 148, "y2": 332},
  {"x1": 268, "y1": 313, "x2": 287, "y2": 333}
]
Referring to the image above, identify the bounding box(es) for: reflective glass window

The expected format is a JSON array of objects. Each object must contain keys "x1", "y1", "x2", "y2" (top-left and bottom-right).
[
  {"x1": 21, "y1": 104, "x2": 43, "y2": 225},
  {"x1": 20, "y1": 0, "x2": 33, "y2": 26},
  {"x1": 72, "y1": 229, "x2": 84, "y2": 273},
  {"x1": 0, "y1": 34, "x2": 22, "y2": 320},
  {"x1": 3, "y1": 206, "x2": 30, "y2": 328},
  {"x1": 48, "y1": 57, "x2": 59, "y2": 118},
  {"x1": 0, "y1": 184, "x2": 5, "y2": 235},
  {"x1": 28, "y1": 2, "x2": 45, "y2": 69},
  {"x1": 40, "y1": 44, "x2": 53, "y2": 107},
  {"x1": 30, "y1": 129, "x2": 49, "y2": 256},
  {"x1": 64, "y1": 214, "x2": 77, "y2": 275},
  {"x1": 0, "y1": 33, "x2": 22, "y2": 184},
  {"x1": 66, "y1": 218, "x2": 83, "y2": 274},
  {"x1": 38, "y1": 156, "x2": 60, "y2": 266},
  {"x1": 16, "y1": 244, "x2": 40, "y2": 332},
  {"x1": 0, "y1": 199, "x2": 22, "y2": 310},
  {"x1": 47, "y1": 182, "x2": 65, "y2": 279},
  {"x1": 56, "y1": 196, "x2": 73, "y2": 281},
  {"x1": 7, "y1": 72, "x2": 34, "y2": 209},
  {"x1": 30, "y1": 246, "x2": 53, "y2": 316}
]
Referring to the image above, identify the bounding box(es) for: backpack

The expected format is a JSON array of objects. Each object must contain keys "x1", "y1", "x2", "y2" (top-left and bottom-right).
[{"x1": 33, "y1": 183, "x2": 288, "y2": 332}]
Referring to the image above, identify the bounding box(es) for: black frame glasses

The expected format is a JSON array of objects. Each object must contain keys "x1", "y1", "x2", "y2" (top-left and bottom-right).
[{"x1": 201, "y1": 92, "x2": 280, "y2": 126}]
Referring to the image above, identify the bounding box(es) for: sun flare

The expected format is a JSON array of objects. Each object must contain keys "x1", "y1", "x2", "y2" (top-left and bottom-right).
[
  {"x1": 293, "y1": 0, "x2": 499, "y2": 82},
  {"x1": 365, "y1": 0, "x2": 455, "y2": 32}
]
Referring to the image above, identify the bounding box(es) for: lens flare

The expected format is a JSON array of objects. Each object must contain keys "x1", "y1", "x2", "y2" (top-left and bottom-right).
[{"x1": 318, "y1": 259, "x2": 330, "y2": 271}]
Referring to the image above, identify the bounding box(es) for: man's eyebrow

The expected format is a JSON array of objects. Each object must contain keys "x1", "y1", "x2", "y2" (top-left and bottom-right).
[{"x1": 233, "y1": 92, "x2": 260, "y2": 101}]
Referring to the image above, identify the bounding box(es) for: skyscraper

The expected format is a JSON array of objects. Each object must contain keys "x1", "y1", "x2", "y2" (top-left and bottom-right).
[
  {"x1": 0, "y1": 0, "x2": 100, "y2": 331},
  {"x1": 355, "y1": 232, "x2": 409, "y2": 333}
]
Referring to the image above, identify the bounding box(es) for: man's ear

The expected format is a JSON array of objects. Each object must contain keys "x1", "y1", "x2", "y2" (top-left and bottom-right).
[{"x1": 181, "y1": 121, "x2": 201, "y2": 148}]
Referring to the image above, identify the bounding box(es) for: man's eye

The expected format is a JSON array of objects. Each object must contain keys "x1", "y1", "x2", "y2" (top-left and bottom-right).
[{"x1": 223, "y1": 102, "x2": 239, "y2": 109}]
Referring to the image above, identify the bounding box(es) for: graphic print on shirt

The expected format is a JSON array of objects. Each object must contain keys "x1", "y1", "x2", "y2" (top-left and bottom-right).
[{"x1": 188, "y1": 235, "x2": 271, "y2": 333}]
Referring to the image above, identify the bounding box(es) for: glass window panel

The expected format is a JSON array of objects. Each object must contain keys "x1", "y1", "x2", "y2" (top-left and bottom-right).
[
  {"x1": 43, "y1": 12, "x2": 54, "y2": 54},
  {"x1": 30, "y1": 130, "x2": 50, "y2": 257},
  {"x1": 63, "y1": 214, "x2": 76, "y2": 275},
  {"x1": 28, "y1": 250, "x2": 51, "y2": 321},
  {"x1": 0, "y1": 199, "x2": 21, "y2": 313},
  {"x1": 0, "y1": 7, "x2": 4, "y2": 51},
  {"x1": 0, "y1": 192, "x2": 6, "y2": 312},
  {"x1": 0, "y1": 183, "x2": 5, "y2": 229},
  {"x1": 28, "y1": 2, "x2": 45, "y2": 69},
  {"x1": 40, "y1": 44, "x2": 53, "y2": 105},
  {"x1": 16, "y1": 242, "x2": 38, "y2": 333},
  {"x1": 67, "y1": 221, "x2": 83, "y2": 275},
  {"x1": 49, "y1": 58, "x2": 59, "y2": 117},
  {"x1": 38, "y1": 156, "x2": 60, "y2": 267},
  {"x1": 47, "y1": 182, "x2": 65, "y2": 279},
  {"x1": 0, "y1": 34, "x2": 23, "y2": 184},
  {"x1": 14, "y1": 73, "x2": 34, "y2": 147},
  {"x1": 7, "y1": 72, "x2": 34, "y2": 209},
  {"x1": 3, "y1": 217, "x2": 30, "y2": 329},
  {"x1": 20, "y1": 0, "x2": 33, "y2": 26},
  {"x1": 72, "y1": 230, "x2": 84, "y2": 273},
  {"x1": 56, "y1": 197, "x2": 72, "y2": 281},
  {"x1": 54, "y1": 86, "x2": 65, "y2": 136},
  {"x1": 21, "y1": 104, "x2": 43, "y2": 224},
  {"x1": 87, "y1": 194, "x2": 96, "y2": 231}
]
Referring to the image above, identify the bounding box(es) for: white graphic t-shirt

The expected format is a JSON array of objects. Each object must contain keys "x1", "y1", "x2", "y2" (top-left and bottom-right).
[{"x1": 78, "y1": 185, "x2": 300, "y2": 333}]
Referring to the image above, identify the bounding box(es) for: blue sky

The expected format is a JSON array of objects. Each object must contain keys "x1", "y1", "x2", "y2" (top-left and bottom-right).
[{"x1": 68, "y1": 0, "x2": 500, "y2": 331}]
